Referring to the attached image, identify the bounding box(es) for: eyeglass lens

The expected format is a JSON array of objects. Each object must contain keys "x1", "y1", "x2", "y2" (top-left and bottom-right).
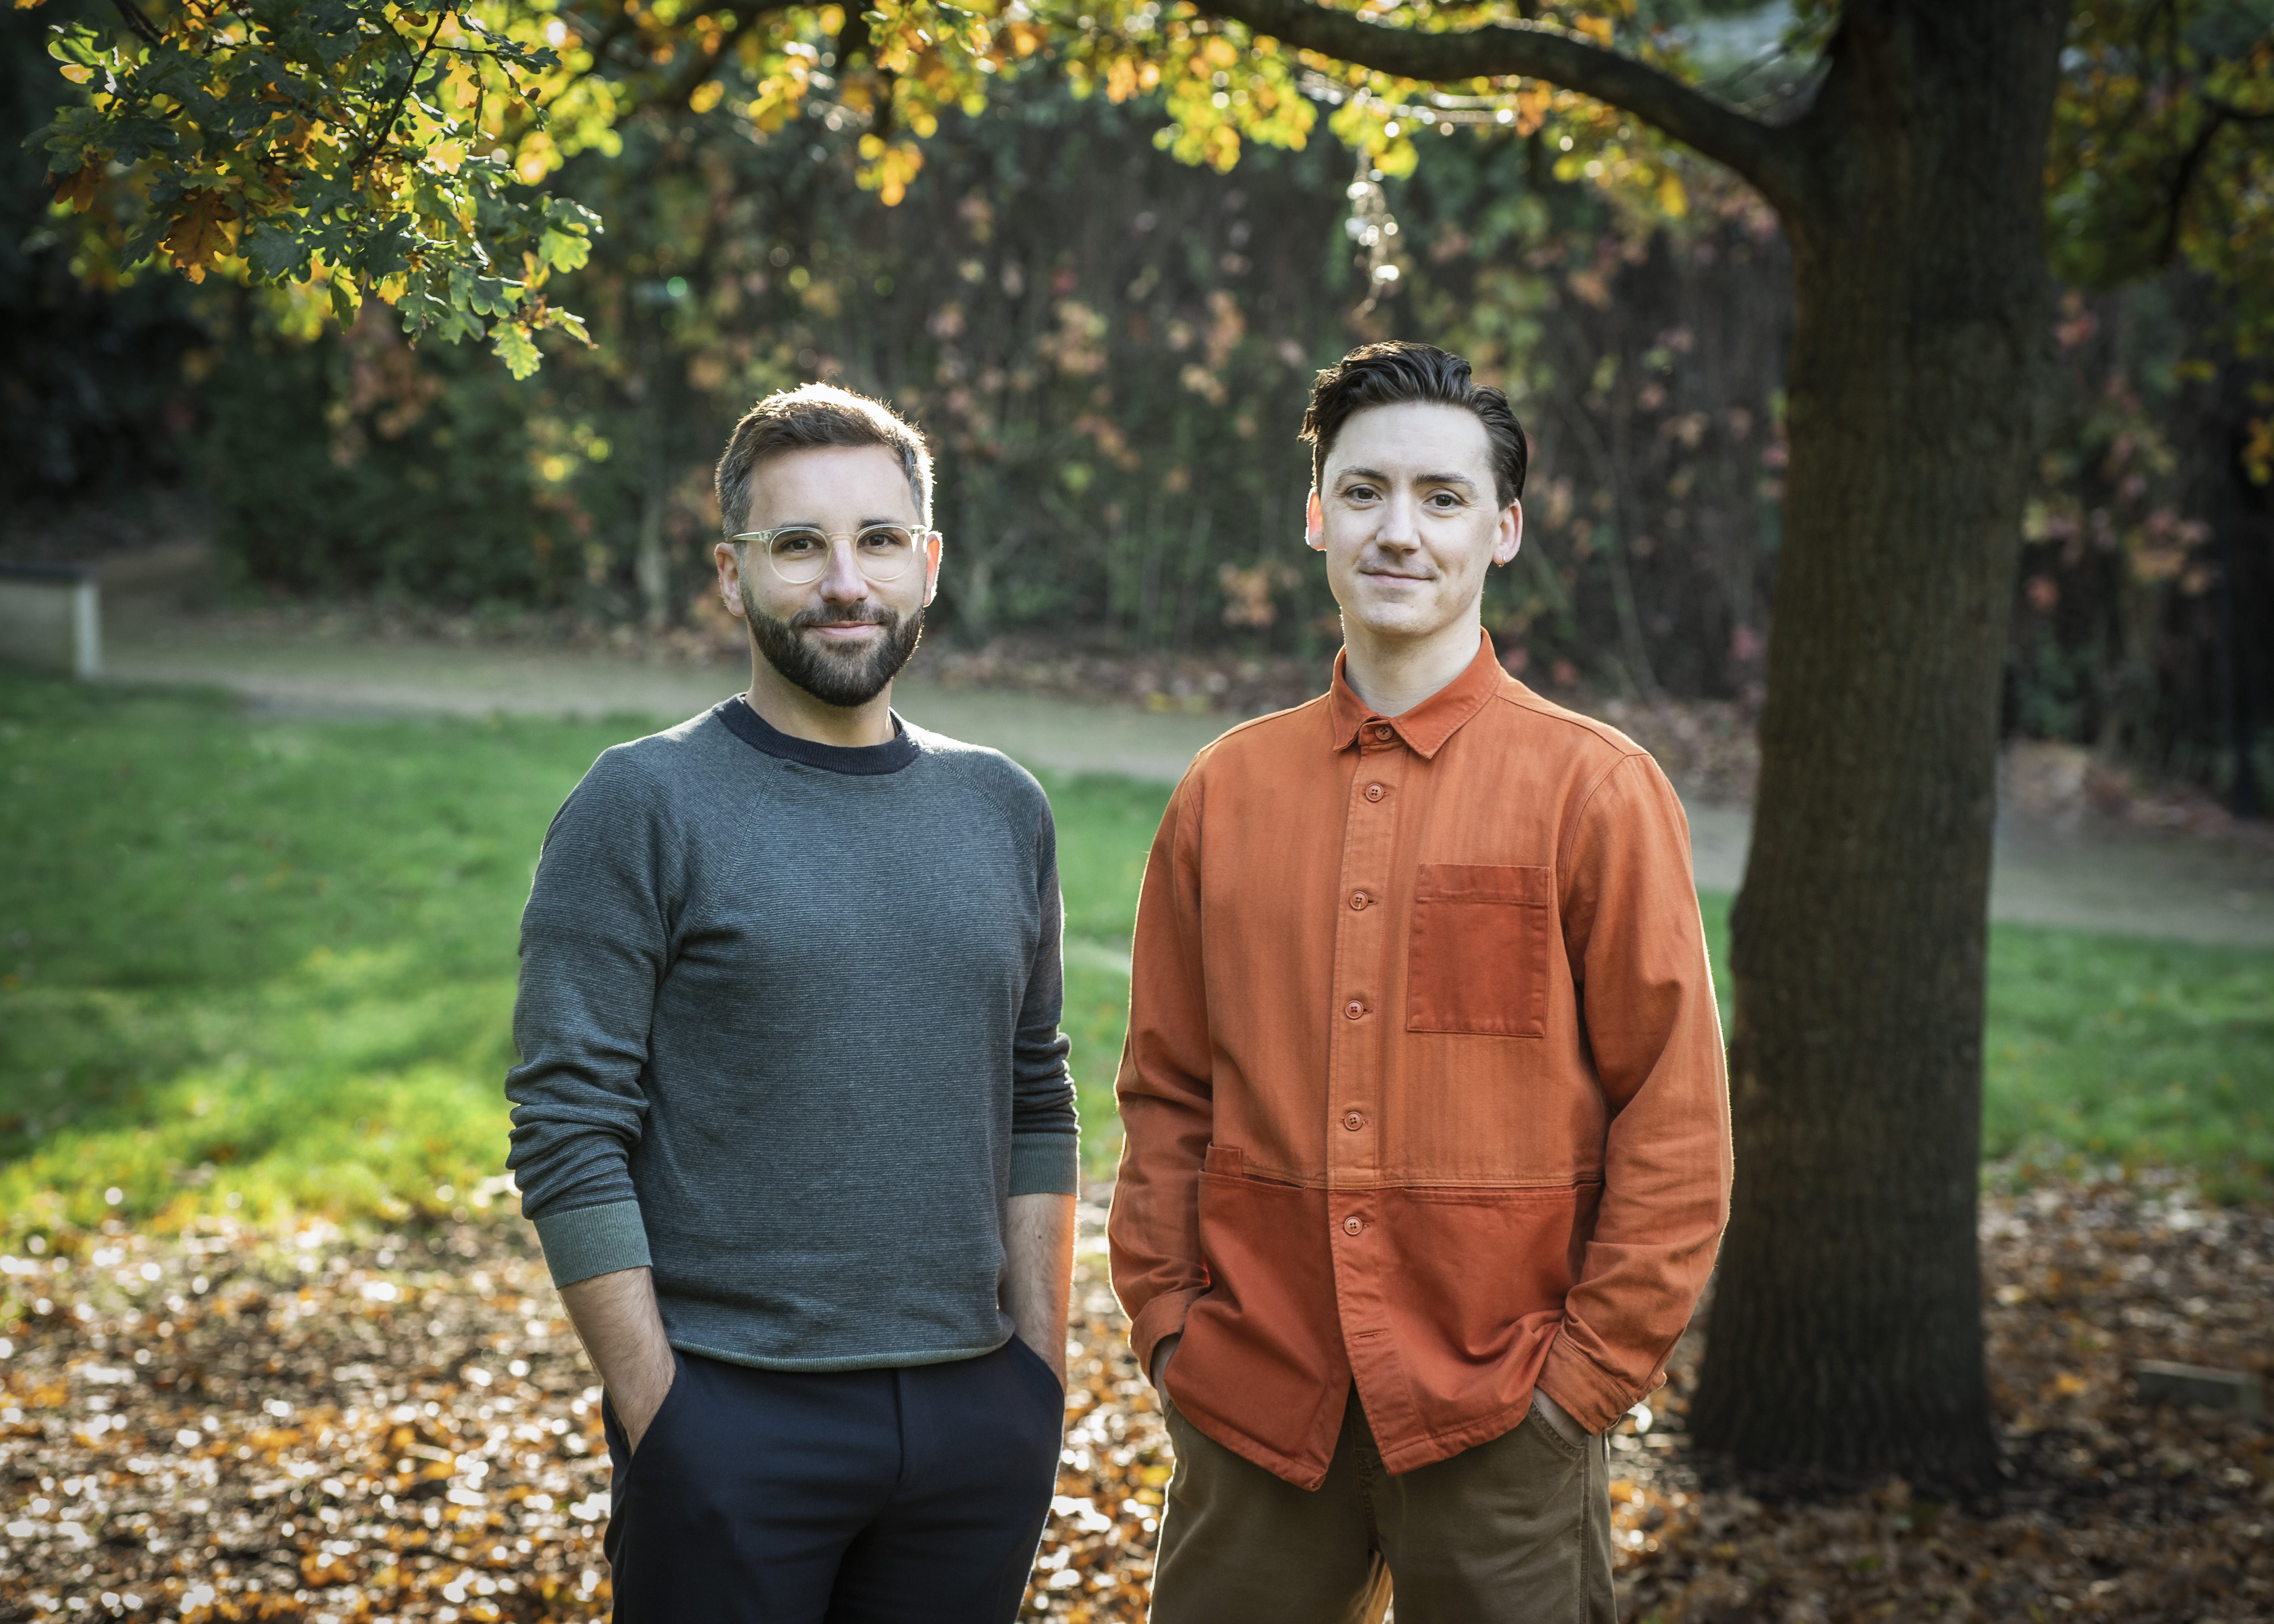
[{"x1": 765, "y1": 526, "x2": 919, "y2": 584}]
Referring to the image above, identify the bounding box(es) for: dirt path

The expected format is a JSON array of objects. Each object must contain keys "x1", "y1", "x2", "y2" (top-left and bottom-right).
[{"x1": 94, "y1": 605, "x2": 2274, "y2": 948}]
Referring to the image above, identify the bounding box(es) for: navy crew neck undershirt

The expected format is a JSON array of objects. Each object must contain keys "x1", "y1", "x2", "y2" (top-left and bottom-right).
[{"x1": 716, "y1": 694, "x2": 921, "y2": 776}]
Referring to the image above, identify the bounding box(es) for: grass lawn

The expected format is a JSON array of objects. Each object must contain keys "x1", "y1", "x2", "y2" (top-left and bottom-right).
[{"x1": 2, "y1": 670, "x2": 2268, "y2": 1246}]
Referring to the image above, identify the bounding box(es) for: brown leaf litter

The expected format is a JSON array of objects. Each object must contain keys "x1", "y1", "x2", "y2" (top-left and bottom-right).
[{"x1": 1, "y1": 1174, "x2": 2265, "y2": 1622}]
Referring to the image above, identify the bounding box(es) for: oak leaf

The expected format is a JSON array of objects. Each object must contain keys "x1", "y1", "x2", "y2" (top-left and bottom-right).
[
  {"x1": 50, "y1": 166, "x2": 100, "y2": 214},
  {"x1": 163, "y1": 191, "x2": 239, "y2": 283}
]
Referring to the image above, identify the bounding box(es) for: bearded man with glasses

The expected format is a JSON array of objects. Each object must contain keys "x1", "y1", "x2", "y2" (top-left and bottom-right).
[{"x1": 504, "y1": 384, "x2": 1078, "y2": 1621}]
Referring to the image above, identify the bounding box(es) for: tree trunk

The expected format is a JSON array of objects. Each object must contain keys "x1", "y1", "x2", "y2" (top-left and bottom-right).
[{"x1": 1689, "y1": 2, "x2": 2068, "y2": 1488}]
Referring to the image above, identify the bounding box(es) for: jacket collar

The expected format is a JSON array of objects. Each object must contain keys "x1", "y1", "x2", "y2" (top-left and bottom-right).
[{"x1": 1327, "y1": 630, "x2": 1504, "y2": 760}]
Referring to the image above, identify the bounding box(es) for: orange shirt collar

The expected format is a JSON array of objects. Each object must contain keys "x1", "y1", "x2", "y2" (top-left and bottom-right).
[{"x1": 1328, "y1": 629, "x2": 1504, "y2": 760}]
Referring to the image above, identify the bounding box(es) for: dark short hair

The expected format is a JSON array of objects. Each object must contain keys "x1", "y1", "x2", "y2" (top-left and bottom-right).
[
  {"x1": 715, "y1": 383, "x2": 933, "y2": 537},
  {"x1": 1300, "y1": 341, "x2": 1527, "y2": 507}
]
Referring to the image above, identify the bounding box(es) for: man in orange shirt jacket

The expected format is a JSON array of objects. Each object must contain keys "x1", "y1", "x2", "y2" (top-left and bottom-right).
[{"x1": 1109, "y1": 341, "x2": 1733, "y2": 1624}]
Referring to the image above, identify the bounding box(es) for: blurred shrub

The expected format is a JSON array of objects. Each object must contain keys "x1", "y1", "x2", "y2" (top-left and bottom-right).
[
  {"x1": 2006, "y1": 278, "x2": 2273, "y2": 801},
  {"x1": 168, "y1": 74, "x2": 1799, "y2": 698},
  {"x1": 198, "y1": 323, "x2": 562, "y2": 606},
  {"x1": 0, "y1": 7, "x2": 204, "y2": 509}
]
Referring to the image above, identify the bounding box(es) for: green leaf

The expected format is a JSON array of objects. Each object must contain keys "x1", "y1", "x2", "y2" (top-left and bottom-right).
[
  {"x1": 244, "y1": 219, "x2": 310, "y2": 283},
  {"x1": 467, "y1": 275, "x2": 518, "y2": 319},
  {"x1": 538, "y1": 228, "x2": 591, "y2": 274},
  {"x1": 47, "y1": 23, "x2": 106, "y2": 69},
  {"x1": 491, "y1": 322, "x2": 542, "y2": 380}
]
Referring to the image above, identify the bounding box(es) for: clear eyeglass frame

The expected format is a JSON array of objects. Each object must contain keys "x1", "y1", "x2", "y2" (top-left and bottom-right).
[{"x1": 731, "y1": 524, "x2": 928, "y2": 586}]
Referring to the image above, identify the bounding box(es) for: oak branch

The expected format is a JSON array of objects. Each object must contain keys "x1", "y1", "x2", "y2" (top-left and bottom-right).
[{"x1": 1187, "y1": 0, "x2": 1810, "y2": 221}]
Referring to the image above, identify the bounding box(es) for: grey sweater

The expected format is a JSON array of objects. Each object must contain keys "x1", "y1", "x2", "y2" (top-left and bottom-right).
[{"x1": 505, "y1": 698, "x2": 1079, "y2": 1370}]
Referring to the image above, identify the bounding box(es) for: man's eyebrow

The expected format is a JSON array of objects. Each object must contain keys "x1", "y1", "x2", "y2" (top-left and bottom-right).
[{"x1": 1334, "y1": 466, "x2": 1479, "y2": 491}]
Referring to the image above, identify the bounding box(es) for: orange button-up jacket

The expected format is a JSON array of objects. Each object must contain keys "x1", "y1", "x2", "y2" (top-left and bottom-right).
[{"x1": 1108, "y1": 634, "x2": 1732, "y2": 1488}]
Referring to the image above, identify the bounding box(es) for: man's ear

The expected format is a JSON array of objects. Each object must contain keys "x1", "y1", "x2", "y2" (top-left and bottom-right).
[
  {"x1": 921, "y1": 530, "x2": 945, "y2": 609},
  {"x1": 1493, "y1": 499, "x2": 1524, "y2": 567},
  {"x1": 715, "y1": 541, "x2": 749, "y2": 616},
  {"x1": 1304, "y1": 489, "x2": 1324, "y2": 551}
]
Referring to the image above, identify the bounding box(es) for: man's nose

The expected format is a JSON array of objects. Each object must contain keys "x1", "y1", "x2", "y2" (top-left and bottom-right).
[
  {"x1": 1375, "y1": 491, "x2": 1422, "y2": 549},
  {"x1": 817, "y1": 537, "x2": 871, "y2": 600}
]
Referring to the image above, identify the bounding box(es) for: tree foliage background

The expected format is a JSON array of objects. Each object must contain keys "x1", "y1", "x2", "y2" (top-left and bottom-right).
[{"x1": 2, "y1": 0, "x2": 2268, "y2": 798}]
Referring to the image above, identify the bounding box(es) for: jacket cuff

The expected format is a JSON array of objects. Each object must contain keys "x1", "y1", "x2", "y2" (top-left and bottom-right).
[
  {"x1": 1539, "y1": 1331, "x2": 1645, "y2": 1435},
  {"x1": 1009, "y1": 1131, "x2": 1080, "y2": 1196},
  {"x1": 533, "y1": 1200, "x2": 651, "y2": 1288},
  {"x1": 1127, "y1": 1286, "x2": 1207, "y2": 1377}
]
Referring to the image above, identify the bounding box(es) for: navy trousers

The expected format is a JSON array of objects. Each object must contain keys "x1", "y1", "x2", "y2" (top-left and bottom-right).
[{"x1": 599, "y1": 1339, "x2": 1065, "y2": 1623}]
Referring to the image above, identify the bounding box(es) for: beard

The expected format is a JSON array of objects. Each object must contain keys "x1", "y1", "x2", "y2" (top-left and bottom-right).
[{"x1": 741, "y1": 583, "x2": 925, "y2": 709}]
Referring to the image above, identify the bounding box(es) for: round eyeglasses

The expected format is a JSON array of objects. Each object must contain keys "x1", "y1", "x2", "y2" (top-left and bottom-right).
[{"x1": 731, "y1": 524, "x2": 926, "y2": 586}]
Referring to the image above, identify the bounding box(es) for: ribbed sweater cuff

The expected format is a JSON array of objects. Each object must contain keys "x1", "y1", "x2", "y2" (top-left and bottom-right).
[
  {"x1": 1009, "y1": 1131, "x2": 1080, "y2": 1196},
  {"x1": 532, "y1": 1200, "x2": 652, "y2": 1288}
]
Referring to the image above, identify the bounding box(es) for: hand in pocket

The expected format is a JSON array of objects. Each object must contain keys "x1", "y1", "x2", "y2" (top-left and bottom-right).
[
  {"x1": 1530, "y1": 1387, "x2": 1589, "y2": 1450},
  {"x1": 618, "y1": 1357, "x2": 679, "y2": 1455}
]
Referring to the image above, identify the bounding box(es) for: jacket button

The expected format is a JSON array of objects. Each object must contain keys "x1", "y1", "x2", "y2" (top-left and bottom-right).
[
  {"x1": 1364, "y1": 783, "x2": 1385, "y2": 802},
  {"x1": 1342, "y1": 1216, "x2": 1364, "y2": 1235},
  {"x1": 1372, "y1": 724, "x2": 1394, "y2": 741},
  {"x1": 1350, "y1": 891, "x2": 1368, "y2": 910},
  {"x1": 1342, "y1": 1111, "x2": 1365, "y2": 1132},
  {"x1": 1343, "y1": 1000, "x2": 1364, "y2": 1020}
]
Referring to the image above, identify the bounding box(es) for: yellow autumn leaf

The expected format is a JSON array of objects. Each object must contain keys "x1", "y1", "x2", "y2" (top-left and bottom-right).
[
  {"x1": 163, "y1": 190, "x2": 239, "y2": 282},
  {"x1": 2242, "y1": 415, "x2": 2273, "y2": 486},
  {"x1": 50, "y1": 166, "x2": 100, "y2": 213},
  {"x1": 1575, "y1": 15, "x2": 1614, "y2": 47}
]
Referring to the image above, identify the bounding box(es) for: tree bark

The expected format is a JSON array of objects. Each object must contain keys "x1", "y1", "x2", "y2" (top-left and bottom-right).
[{"x1": 1688, "y1": 2, "x2": 2067, "y2": 1487}]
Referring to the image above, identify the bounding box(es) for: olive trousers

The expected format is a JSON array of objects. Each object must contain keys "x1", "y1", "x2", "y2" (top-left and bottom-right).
[{"x1": 1152, "y1": 1393, "x2": 1615, "y2": 1624}]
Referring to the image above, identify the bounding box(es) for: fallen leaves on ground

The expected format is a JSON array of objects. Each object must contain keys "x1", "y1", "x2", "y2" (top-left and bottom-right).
[
  {"x1": 1614, "y1": 1169, "x2": 2272, "y2": 1622},
  {"x1": 0, "y1": 1209, "x2": 611, "y2": 1623},
  {"x1": 1, "y1": 1175, "x2": 2266, "y2": 1622}
]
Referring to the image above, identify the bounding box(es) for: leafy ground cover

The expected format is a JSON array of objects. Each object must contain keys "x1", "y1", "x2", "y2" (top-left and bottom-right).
[
  {"x1": 0, "y1": 1176, "x2": 2266, "y2": 1622},
  {"x1": 4, "y1": 670, "x2": 2271, "y2": 1249}
]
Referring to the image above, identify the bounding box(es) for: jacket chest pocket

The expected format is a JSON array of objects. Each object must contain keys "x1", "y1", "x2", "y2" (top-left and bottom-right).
[{"x1": 1405, "y1": 863, "x2": 1553, "y2": 1037}]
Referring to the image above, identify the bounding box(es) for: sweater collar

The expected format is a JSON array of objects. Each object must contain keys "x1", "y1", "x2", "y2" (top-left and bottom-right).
[{"x1": 716, "y1": 695, "x2": 921, "y2": 776}]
